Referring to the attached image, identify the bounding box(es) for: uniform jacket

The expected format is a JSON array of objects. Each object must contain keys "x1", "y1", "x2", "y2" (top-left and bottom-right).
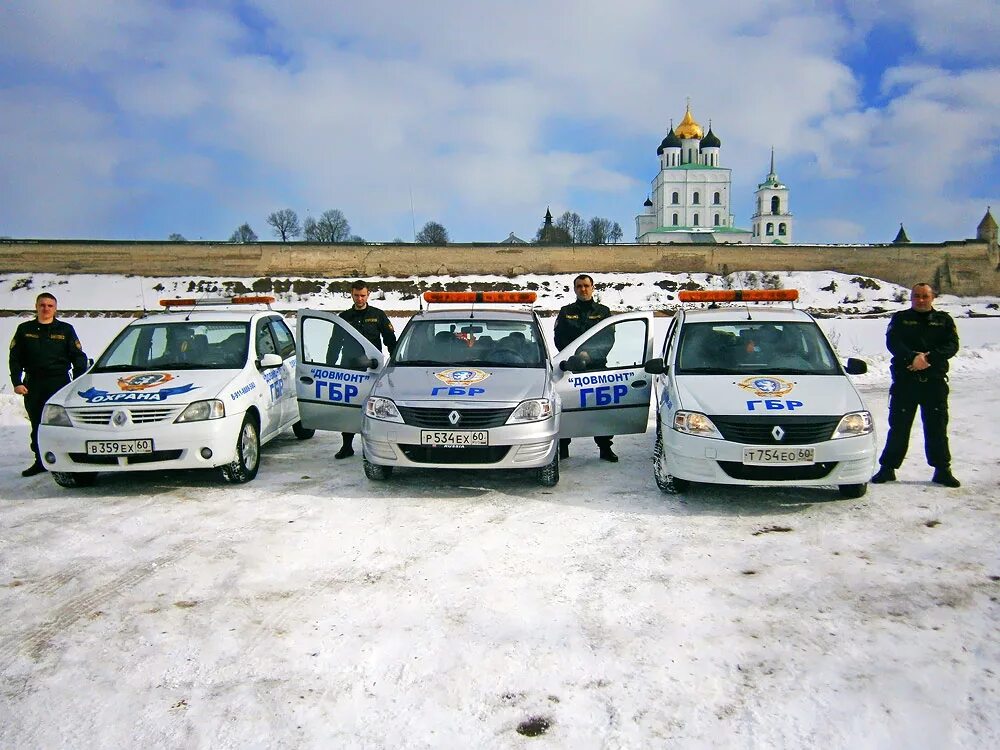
[
  {"x1": 886, "y1": 307, "x2": 959, "y2": 381},
  {"x1": 9, "y1": 318, "x2": 88, "y2": 386},
  {"x1": 328, "y1": 305, "x2": 397, "y2": 366},
  {"x1": 554, "y1": 299, "x2": 612, "y2": 350}
]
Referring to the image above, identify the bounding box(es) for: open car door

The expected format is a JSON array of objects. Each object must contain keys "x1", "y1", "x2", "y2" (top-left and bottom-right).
[
  {"x1": 295, "y1": 310, "x2": 386, "y2": 433},
  {"x1": 551, "y1": 311, "x2": 654, "y2": 438}
]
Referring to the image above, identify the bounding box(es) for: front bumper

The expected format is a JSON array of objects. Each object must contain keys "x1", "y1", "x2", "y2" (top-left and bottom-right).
[
  {"x1": 361, "y1": 415, "x2": 558, "y2": 470},
  {"x1": 38, "y1": 414, "x2": 246, "y2": 473},
  {"x1": 661, "y1": 418, "x2": 876, "y2": 486}
]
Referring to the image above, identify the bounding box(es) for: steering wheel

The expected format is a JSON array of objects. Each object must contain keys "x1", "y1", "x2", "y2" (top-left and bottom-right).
[{"x1": 491, "y1": 348, "x2": 525, "y2": 365}]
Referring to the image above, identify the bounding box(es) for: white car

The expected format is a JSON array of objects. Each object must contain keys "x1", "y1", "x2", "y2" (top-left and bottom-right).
[
  {"x1": 38, "y1": 296, "x2": 312, "y2": 488},
  {"x1": 644, "y1": 290, "x2": 876, "y2": 498},
  {"x1": 295, "y1": 292, "x2": 655, "y2": 485}
]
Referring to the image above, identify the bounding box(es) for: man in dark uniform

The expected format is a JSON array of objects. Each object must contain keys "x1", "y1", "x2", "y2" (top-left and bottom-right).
[
  {"x1": 871, "y1": 283, "x2": 960, "y2": 487},
  {"x1": 330, "y1": 280, "x2": 397, "y2": 459},
  {"x1": 9, "y1": 293, "x2": 88, "y2": 477},
  {"x1": 554, "y1": 273, "x2": 618, "y2": 462}
]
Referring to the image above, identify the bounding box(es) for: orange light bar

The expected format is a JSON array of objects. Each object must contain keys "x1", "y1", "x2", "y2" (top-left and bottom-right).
[
  {"x1": 422, "y1": 291, "x2": 537, "y2": 304},
  {"x1": 160, "y1": 295, "x2": 275, "y2": 307},
  {"x1": 678, "y1": 289, "x2": 798, "y2": 303}
]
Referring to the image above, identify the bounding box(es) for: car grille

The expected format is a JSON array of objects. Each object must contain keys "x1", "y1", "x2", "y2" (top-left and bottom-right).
[
  {"x1": 718, "y1": 461, "x2": 837, "y2": 481},
  {"x1": 397, "y1": 406, "x2": 515, "y2": 429},
  {"x1": 399, "y1": 445, "x2": 512, "y2": 464},
  {"x1": 710, "y1": 416, "x2": 842, "y2": 445},
  {"x1": 68, "y1": 450, "x2": 184, "y2": 465},
  {"x1": 68, "y1": 406, "x2": 183, "y2": 426}
]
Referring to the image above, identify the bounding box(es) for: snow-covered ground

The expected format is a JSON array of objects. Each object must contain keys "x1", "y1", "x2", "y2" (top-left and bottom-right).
[{"x1": 1, "y1": 272, "x2": 998, "y2": 748}]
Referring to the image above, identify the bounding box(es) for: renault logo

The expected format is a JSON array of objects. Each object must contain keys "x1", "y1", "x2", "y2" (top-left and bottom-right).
[
  {"x1": 448, "y1": 410, "x2": 461, "y2": 425},
  {"x1": 771, "y1": 425, "x2": 785, "y2": 441},
  {"x1": 113, "y1": 409, "x2": 129, "y2": 427}
]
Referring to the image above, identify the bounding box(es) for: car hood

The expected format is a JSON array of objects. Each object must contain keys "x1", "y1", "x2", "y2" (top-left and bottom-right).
[
  {"x1": 374, "y1": 365, "x2": 549, "y2": 405},
  {"x1": 53, "y1": 369, "x2": 239, "y2": 407},
  {"x1": 674, "y1": 374, "x2": 865, "y2": 416}
]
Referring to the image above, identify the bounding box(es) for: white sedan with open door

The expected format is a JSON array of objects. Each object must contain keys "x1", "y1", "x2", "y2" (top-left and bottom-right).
[{"x1": 296, "y1": 292, "x2": 654, "y2": 486}]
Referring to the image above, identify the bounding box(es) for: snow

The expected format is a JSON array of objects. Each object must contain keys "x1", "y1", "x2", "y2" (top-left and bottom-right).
[{"x1": 1, "y1": 272, "x2": 999, "y2": 748}]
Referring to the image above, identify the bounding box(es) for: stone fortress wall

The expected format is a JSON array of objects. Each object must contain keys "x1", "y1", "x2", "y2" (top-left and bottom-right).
[{"x1": 2, "y1": 231, "x2": 998, "y2": 297}]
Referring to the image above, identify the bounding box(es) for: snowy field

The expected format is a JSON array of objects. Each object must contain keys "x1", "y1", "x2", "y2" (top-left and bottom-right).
[{"x1": 1, "y1": 272, "x2": 999, "y2": 748}]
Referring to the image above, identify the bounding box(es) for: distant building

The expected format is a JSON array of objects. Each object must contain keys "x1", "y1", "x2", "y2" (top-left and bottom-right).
[
  {"x1": 750, "y1": 148, "x2": 794, "y2": 243},
  {"x1": 499, "y1": 232, "x2": 528, "y2": 244},
  {"x1": 636, "y1": 104, "x2": 750, "y2": 244},
  {"x1": 636, "y1": 103, "x2": 792, "y2": 245}
]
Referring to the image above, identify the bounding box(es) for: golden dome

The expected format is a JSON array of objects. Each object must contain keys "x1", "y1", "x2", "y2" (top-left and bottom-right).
[{"x1": 674, "y1": 105, "x2": 703, "y2": 140}]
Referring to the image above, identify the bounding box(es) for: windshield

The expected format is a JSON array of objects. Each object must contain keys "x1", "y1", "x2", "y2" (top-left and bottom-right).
[
  {"x1": 675, "y1": 321, "x2": 840, "y2": 375},
  {"x1": 394, "y1": 318, "x2": 546, "y2": 368},
  {"x1": 92, "y1": 321, "x2": 250, "y2": 372}
]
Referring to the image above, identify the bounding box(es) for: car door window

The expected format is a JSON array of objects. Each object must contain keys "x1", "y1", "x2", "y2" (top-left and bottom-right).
[
  {"x1": 256, "y1": 321, "x2": 278, "y2": 357},
  {"x1": 571, "y1": 318, "x2": 648, "y2": 371},
  {"x1": 269, "y1": 318, "x2": 296, "y2": 359}
]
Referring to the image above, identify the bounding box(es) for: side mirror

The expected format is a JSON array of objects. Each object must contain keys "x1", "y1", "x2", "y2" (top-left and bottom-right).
[
  {"x1": 349, "y1": 355, "x2": 379, "y2": 371},
  {"x1": 643, "y1": 358, "x2": 666, "y2": 374},
  {"x1": 259, "y1": 353, "x2": 283, "y2": 369},
  {"x1": 844, "y1": 357, "x2": 867, "y2": 375},
  {"x1": 560, "y1": 354, "x2": 587, "y2": 373}
]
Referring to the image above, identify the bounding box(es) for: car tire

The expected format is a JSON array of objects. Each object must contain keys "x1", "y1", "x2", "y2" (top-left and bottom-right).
[
  {"x1": 653, "y1": 422, "x2": 688, "y2": 494},
  {"x1": 220, "y1": 414, "x2": 260, "y2": 484},
  {"x1": 838, "y1": 483, "x2": 867, "y2": 499},
  {"x1": 536, "y1": 451, "x2": 560, "y2": 487},
  {"x1": 51, "y1": 471, "x2": 98, "y2": 488},
  {"x1": 363, "y1": 456, "x2": 393, "y2": 480},
  {"x1": 292, "y1": 421, "x2": 315, "y2": 440}
]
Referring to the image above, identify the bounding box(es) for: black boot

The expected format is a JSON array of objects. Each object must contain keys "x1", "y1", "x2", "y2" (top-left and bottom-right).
[
  {"x1": 931, "y1": 468, "x2": 960, "y2": 488},
  {"x1": 871, "y1": 466, "x2": 896, "y2": 484},
  {"x1": 599, "y1": 446, "x2": 619, "y2": 463},
  {"x1": 334, "y1": 433, "x2": 355, "y2": 459},
  {"x1": 21, "y1": 461, "x2": 46, "y2": 477}
]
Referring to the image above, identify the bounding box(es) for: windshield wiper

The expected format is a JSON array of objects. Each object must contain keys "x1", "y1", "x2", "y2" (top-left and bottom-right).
[{"x1": 395, "y1": 359, "x2": 448, "y2": 366}]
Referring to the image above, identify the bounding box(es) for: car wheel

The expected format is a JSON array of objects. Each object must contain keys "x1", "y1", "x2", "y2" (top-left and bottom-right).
[
  {"x1": 536, "y1": 451, "x2": 560, "y2": 487},
  {"x1": 653, "y1": 422, "x2": 688, "y2": 494},
  {"x1": 363, "y1": 456, "x2": 393, "y2": 480},
  {"x1": 292, "y1": 421, "x2": 315, "y2": 440},
  {"x1": 838, "y1": 483, "x2": 867, "y2": 499},
  {"x1": 220, "y1": 414, "x2": 260, "y2": 484},
  {"x1": 51, "y1": 471, "x2": 98, "y2": 488}
]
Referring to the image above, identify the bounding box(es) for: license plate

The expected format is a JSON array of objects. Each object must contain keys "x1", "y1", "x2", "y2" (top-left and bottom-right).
[
  {"x1": 743, "y1": 447, "x2": 815, "y2": 465},
  {"x1": 420, "y1": 430, "x2": 489, "y2": 447},
  {"x1": 86, "y1": 439, "x2": 154, "y2": 456}
]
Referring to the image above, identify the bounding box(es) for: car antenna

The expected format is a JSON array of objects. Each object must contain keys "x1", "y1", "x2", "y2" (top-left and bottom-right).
[{"x1": 734, "y1": 272, "x2": 753, "y2": 320}]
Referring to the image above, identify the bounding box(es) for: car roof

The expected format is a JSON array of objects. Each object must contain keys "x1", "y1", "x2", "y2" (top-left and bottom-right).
[
  {"x1": 412, "y1": 307, "x2": 537, "y2": 323},
  {"x1": 679, "y1": 306, "x2": 814, "y2": 324},
  {"x1": 129, "y1": 309, "x2": 277, "y2": 325}
]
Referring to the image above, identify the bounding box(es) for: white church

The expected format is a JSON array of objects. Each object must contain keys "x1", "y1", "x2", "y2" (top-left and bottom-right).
[{"x1": 635, "y1": 104, "x2": 793, "y2": 244}]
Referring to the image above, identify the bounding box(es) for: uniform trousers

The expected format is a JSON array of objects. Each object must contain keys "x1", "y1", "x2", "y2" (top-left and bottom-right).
[
  {"x1": 878, "y1": 377, "x2": 951, "y2": 470},
  {"x1": 23, "y1": 375, "x2": 70, "y2": 463}
]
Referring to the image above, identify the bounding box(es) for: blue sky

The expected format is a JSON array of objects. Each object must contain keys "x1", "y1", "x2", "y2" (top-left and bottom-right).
[{"x1": 1, "y1": 0, "x2": 996, "y2": 244}]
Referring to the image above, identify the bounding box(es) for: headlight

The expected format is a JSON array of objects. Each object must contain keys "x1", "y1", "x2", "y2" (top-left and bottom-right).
[
  {"x1": 832, "y1": 411, "x2": 873, "y2": 439},
  {"x1": 175, "y1": 400, "x2": 225, "y2": 423},
  {"x1": 672, "y1": 410, "x2": 722, "y2": 439},
  {"x1": 42, "y1": 404, "x2": 72, "y2": 427},
  {"x1": 507, "y1": 398, "x2": 554, "y2": 424},
  {"x1": 365, "y1": 397, "x2": 403, "y2": 423}
]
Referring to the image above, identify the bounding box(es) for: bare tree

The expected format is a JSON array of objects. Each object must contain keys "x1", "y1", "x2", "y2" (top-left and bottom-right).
[
  {"x1": 167, "y1": 233, "x2": 187, "y2": 242},
  {"x1": 586, "y1": 217, "x2": 613, "y2": 244},
  {"x1": 266, "y1": 209, "x2": 301, "y2": 241},
  {"x1": 608, "y1": 221, "x2": 623, "y2": 244},
  {"x1": 415, "y1": 221, "x2": 449, "y2": 244},
  {"x1": 229, "y1": 223, "x2": 258, "y2": 243},
  {"x1": 555, "y1": 211, "x2": 586, "y2": 243},
  {"x1": 303, "y1": 209, "x2": 351, "y2": 242}
]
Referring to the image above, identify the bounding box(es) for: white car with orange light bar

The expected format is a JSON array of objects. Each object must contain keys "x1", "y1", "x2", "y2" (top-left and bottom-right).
[
  {"x1": 38, "y1": 295, "x2": 313, "y2": 487},
  {"x1": 296, "y1": 291, "x2": 655, "y2": 485},
  {"x1": 643, "y1": 289, "x2": 876, "y2": 497}
]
